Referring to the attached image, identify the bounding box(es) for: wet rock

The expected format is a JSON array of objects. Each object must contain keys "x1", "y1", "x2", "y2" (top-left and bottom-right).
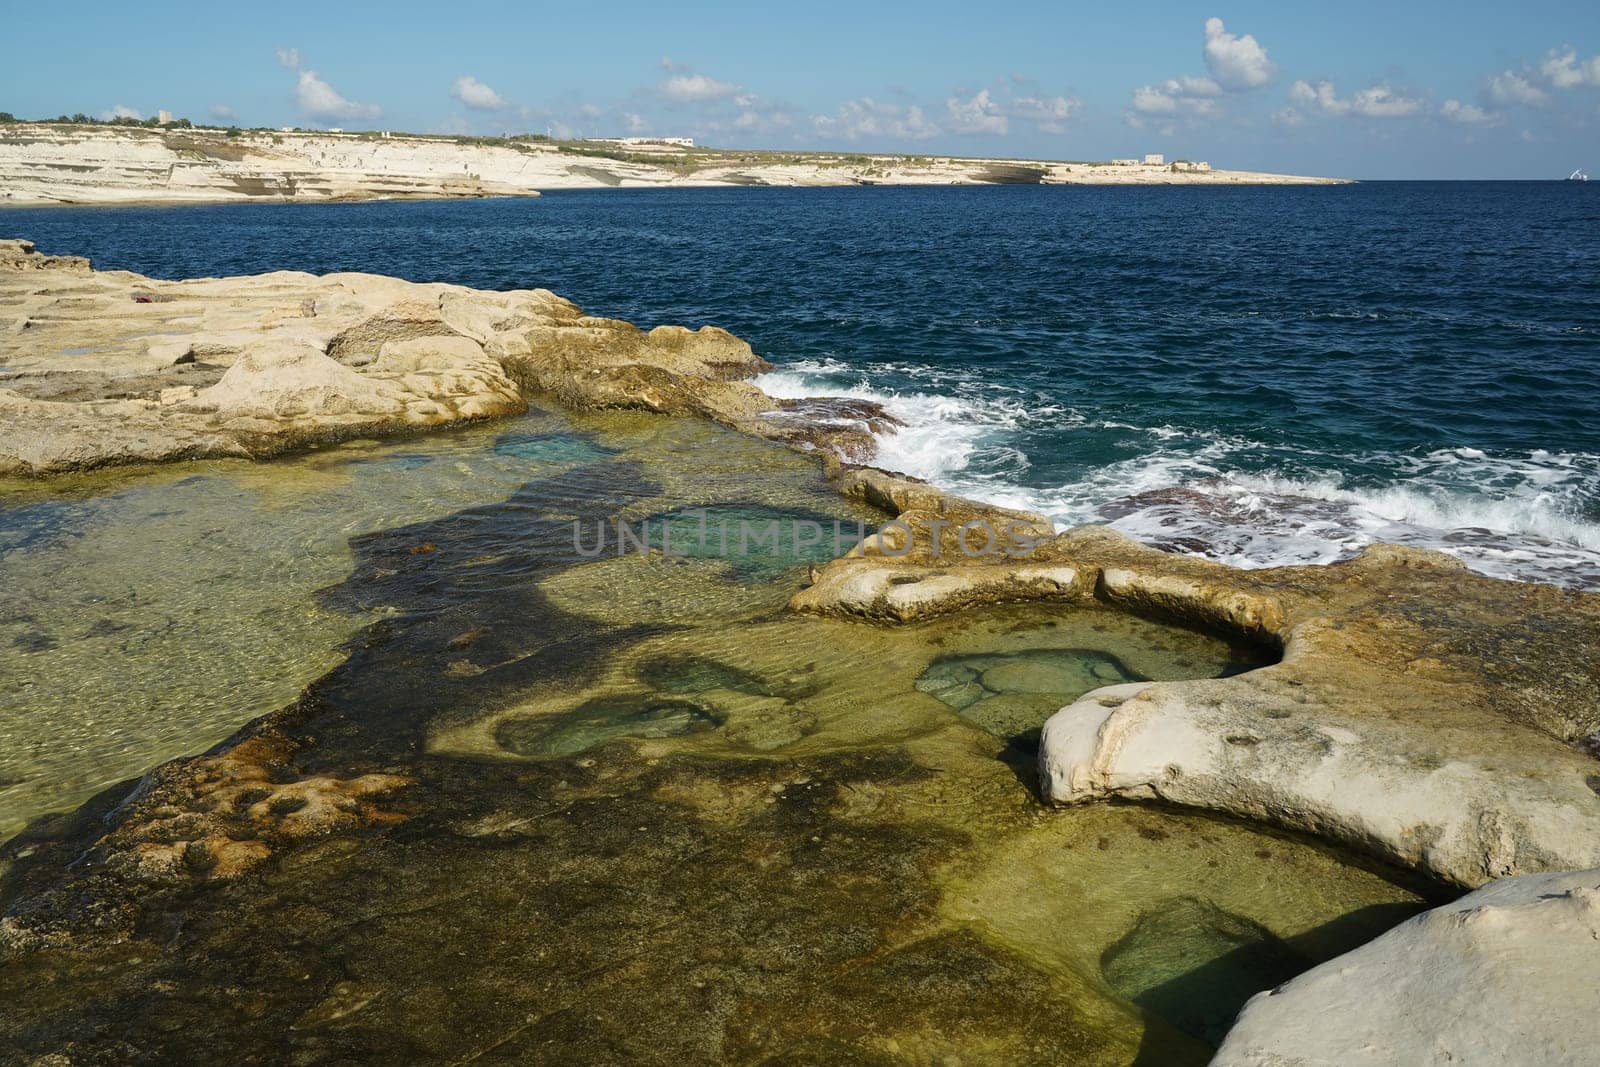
[
  {"x1": 755, "y1": 397, "x2": 906, "y2": 463},
  {"x1": 794, "y1": 525, "x2": 1600, "y2": 888}
]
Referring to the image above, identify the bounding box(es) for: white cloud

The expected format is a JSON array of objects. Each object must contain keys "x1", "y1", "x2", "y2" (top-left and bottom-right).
[
  {"x1": 622, "y1": 112, "x2": 648, "y2": 133},
  {"x1": 209, "y1": 104, "x2": 235, "y2": 120},
  {"x1": 944, "y1": 89, "x2": 1007, "y2": 134},
  {"x1": 1486, "y1": 70, "x2": 1548, "y2": 107},
  {"x1": 1203, "y1": 17, "x2": 1276, "y2": 90},
  {"x1": 276, "y1": 47, "x2": 380, "y2": 122},
  {"x1": 732, "y1": 103, "x2": 793, "y2": 133},
  {"x1": 1538, "y1": 47, "x2": 1600, "y2": 90},
  {"x1": 99, "y1": 105, "x2": 143, "y2": 121},
  {"x1": 1130, "y1": 77, "x2": 1221, "y2": 116},
  {"x1": 1289, "y1": 80, "x2": 1340, "y2": 113},
  {"x1": 1011, "y1": 94, "x2": 1080, "y2": 133},
  {"x1": 294, "y1": 68, "x2": 380, "y2": 121},
  {"x1": 1289, "y1": 79, "x2": 1423, "y2": 118},
  {"x1": 452, "y1": 75, "x2": 507, "y2": 111},
  {"x1": 658, "y1": 73, "x2": 738, "y2": 103},
  {"x1": 1441, "y1": 99, "x2": 1498, "y2": 125},
  {"x1": 1172, "y1": 74, "x2": 1224, "y2": 96},
  {"x1": 1342, "y1": 85, "x2": 1424, "y2": 118},
  {"x1": 1272, "y1": 107, "x2": 1305, "y2": 128},
  {"x1": 812, "y1": 97, "x2": 940, "y2": 141},
  {"x1": 1127, "y1": 17, "x2": 1256, "y2": 127}
]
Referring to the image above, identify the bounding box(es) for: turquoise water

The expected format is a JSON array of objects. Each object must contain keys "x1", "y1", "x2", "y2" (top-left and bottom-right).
[{"x1": 9, "y1": 182, "x2": 1597, "y2": 585}]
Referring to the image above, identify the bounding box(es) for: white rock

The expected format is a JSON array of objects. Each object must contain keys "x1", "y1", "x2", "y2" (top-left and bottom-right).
[
  {"x1": 1037, "y1": 671, "x2": 1600, "y2": 888},
  {"x1": 1214, "y1": 867, "x2": 1600, "y2": 1066}
]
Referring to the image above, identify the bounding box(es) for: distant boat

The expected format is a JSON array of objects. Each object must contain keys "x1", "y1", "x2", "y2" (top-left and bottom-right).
[{"x1": 1569, "y1": 169, "x2": 1590, "y2": 182}]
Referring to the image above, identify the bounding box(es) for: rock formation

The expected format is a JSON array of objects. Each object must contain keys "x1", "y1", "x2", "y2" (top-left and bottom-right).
[
  {"x1": 1213, "y1": 866, "x2": 1600, "y2": 1065},
  {"x1": 0, "y1": 124, "x2": 1347, "y2": 206},
  {"x1": 11, "y1": 236, "x2": 1596, "y2": 893},
  {"x1": 0, "y1": 239, "x2": 882, "y2": 476},
  {"x1": 795, "y1": 521, "x2": 1600, "y2": 889}
]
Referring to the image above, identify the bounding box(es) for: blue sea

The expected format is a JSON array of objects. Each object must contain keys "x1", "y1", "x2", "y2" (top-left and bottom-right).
[{"x1": 8, "y1": 182, "x2": 1598, "y2": 586}]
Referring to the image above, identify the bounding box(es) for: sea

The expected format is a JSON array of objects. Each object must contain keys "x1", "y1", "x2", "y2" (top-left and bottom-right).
[{"x1": 9, "y1": 180, "x2": 1598, "y2": 587}]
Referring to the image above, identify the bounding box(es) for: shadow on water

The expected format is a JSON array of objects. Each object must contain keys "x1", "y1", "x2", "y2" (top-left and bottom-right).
[
  {"x1": 1123, "y1": 901, "x2": 1428, "y2": 1064},
  {"x1": 306, "y1": 451, "x2": 671, "y2": 751}
]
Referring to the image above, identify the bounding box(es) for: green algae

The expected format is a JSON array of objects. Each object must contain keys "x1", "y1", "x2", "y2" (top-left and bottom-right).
[
  {"x1": 495, "y1": 694, "x2": 723, "y2": 758},
  {"x1": 0, "y1": 408, "x2": 1436, "y2": 1064}
]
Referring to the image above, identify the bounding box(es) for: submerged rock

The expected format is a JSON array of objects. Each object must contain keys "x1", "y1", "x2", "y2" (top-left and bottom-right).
[
  {"x1": 915, "y1": 648, "x2": 1145, "y2": 739},
  {"x1": 495, "y1": 695, "x2": 723, "y2": 759},
  {"x1": 1101, "y1": 897, "x2": 1308, "y2": 1047},
  {"x1": 1214, "y1": 867, "x2": 1600, "y2": 1065}
]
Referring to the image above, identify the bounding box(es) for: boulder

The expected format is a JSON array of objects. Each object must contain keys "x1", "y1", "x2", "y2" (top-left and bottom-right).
[{"x1": 1214, "y1": 867, "x2": 1600, "y2": 1065}]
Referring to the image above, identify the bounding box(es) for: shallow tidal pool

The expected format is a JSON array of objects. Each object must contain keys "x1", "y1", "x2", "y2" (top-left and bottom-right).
[{"x1": 0, "y1": 407, "x2": 1436, "y2": 1063}]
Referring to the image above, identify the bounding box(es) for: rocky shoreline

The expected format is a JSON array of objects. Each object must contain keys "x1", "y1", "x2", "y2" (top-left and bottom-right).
[
  {"x1": 0, "y1": 239, "x2": 894, "y2": 477},
  {"x1": 2, "y1": 241, "x2": 1595, "y2": 1062},
  {"x1": 0, "y1": 124, "x2": 1347, "y2": 206}
]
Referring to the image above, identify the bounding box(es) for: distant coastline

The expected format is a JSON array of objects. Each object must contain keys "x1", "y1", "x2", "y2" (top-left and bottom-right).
[{"x1": 0, "y1": 122, "x2": 1348, "y2": 206}]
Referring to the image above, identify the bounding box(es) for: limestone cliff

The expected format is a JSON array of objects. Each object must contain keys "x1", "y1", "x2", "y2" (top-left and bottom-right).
[{"x1": 0, "y1": 124, "x2": 1346, "y2": 205}]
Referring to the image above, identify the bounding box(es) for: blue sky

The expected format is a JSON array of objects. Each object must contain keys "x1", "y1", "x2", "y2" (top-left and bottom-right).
[{"x1": 3, "y1": 1, "x2": 1597, "y2": 178}]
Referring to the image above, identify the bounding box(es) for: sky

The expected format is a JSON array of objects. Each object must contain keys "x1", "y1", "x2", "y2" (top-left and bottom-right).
[{"x1": 2, "y1": 1, "x2": 1597, "y2": 178}]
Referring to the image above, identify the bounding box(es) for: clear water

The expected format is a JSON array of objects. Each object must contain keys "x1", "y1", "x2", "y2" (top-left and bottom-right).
[
  {"x1": 0, "y1": 409, "x2": 889, "y2": 841},
  {"x1": 7, "y1": 182, "x2": 1598, "y2": 586},
  {"x1": 0, "y1": 412, "x2": 620, "y2": 841},
  {"x1": 0, "y1": 404, "x2": 1427, "y2": 1058}
]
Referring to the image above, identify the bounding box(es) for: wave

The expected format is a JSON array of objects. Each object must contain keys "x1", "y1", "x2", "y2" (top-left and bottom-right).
[
  {"x1": 754, "y1": 358, "x2": 1066, "y2": 482},
  {"x1": 754, "y1": 359, "x2": 1600, "y2": 590}
]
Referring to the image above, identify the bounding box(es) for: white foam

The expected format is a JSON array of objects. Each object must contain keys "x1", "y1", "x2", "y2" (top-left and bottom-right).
[
  {"x1": 753, "y1": 359, "x2": 1600, "y2": 589},
  {"x1": 752, "y1": 359, "x2": 1055, "y2": 483}
]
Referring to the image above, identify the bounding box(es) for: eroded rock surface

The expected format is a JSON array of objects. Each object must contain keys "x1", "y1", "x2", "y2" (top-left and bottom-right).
[
  {"x1": 796, "y1": 524, "x2": 1600, "y2": 888},
  {"x1": 1214, "y1": 867, "x2": 1600, "y2": 1066},
  {"x1": 0, "y1": 239, "x2": 789, "y2": 476}
]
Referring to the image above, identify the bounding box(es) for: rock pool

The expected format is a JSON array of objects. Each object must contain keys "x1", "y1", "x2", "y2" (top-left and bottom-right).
[{"x1": 0, "y1": 411, "x2": 1435, "y2": 1063}]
